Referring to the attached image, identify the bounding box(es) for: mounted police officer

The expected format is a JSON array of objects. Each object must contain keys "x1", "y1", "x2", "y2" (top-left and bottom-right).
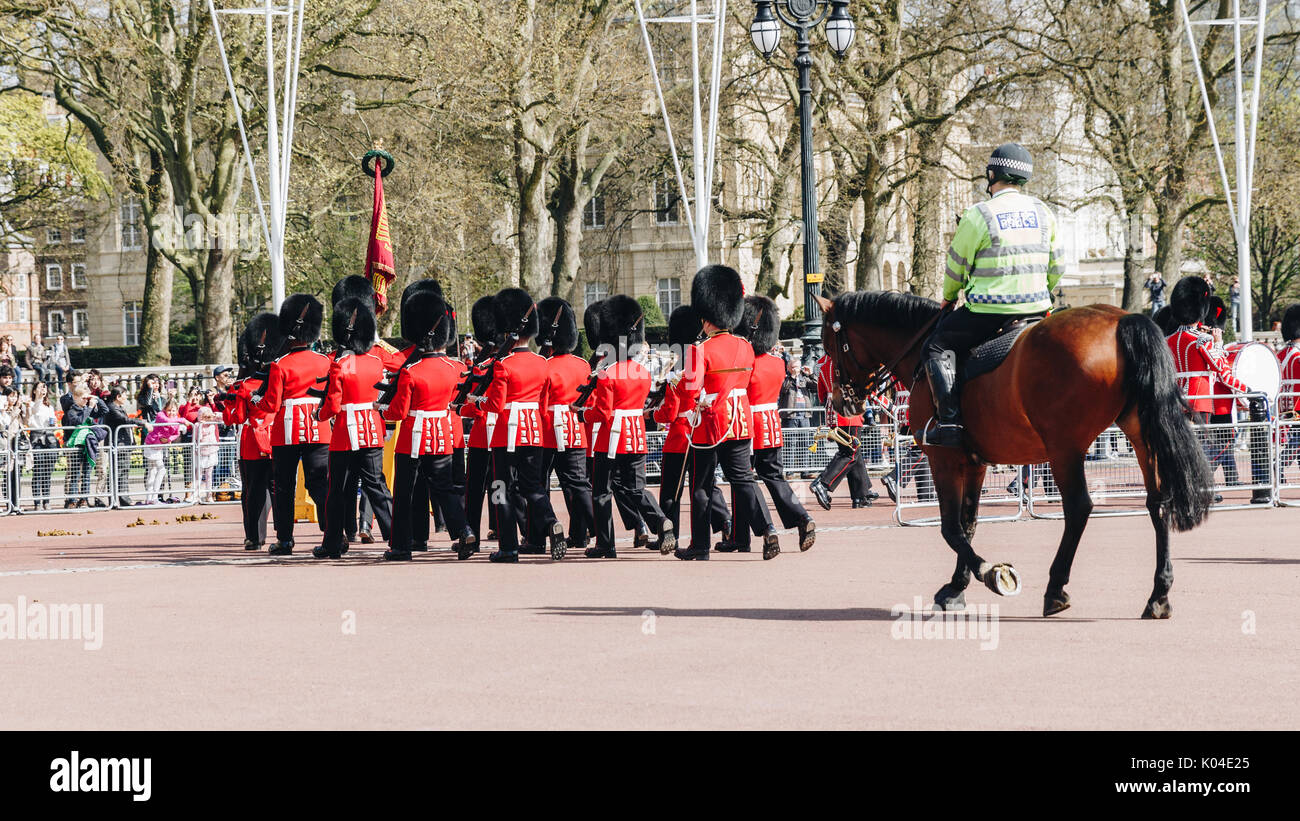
[{"x1": 922, "y1": 143, "x2": 1065, "y2": 448}]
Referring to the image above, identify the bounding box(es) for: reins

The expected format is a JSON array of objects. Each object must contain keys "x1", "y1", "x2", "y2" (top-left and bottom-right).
[{"x1": 831, "y1": 302, "x2": 951, "y2": 407}]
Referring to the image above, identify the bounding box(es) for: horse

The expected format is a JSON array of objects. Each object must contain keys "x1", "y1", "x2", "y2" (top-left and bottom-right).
[{"x1": 813, "y1": 291, "x2": 1214, "y2": 618}]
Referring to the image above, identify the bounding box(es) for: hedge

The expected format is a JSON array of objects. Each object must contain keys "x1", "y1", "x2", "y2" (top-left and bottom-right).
[{"x1": 70, "y1": 345, "x2": 199, "y2": 369}]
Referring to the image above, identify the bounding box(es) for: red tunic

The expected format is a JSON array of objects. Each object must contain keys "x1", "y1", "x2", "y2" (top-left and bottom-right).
[
  {"x1": 582, "y1": 359, "x2": 651, "y2": 456},
  {"x1": 682, "y1": 331, "x2": 753, "y2": 447},
  {"x1": 1166, "y1": 327, "x2": 1249, "y2": 414},
  {"x1": 220, "y1": 378, "x2": 273, "y2": 460},
  {"x1": 255, "y1": 348, "x2": 331, "y2": 447},
  {"x1": 382, "y1": 354, "x2": 457, "y2": 456},
  {"x1": 747, "y1": 350, "x2": 785, "y2": 450},
  {"x1": 431, "y1": 354, "x2": 467, "y2": 449},
  {"x1": 460, "y1": 359, "x2": 495, "y2": 450},
  {"x1": 653, "y1": 357, "x2": 695, "y2": 454},
  {"x1": 817, "y1": 354, "x2": 864, "y2": 426},
  {"x1": 538, "y1": 353, "x2": 590, "y2": 451},
  {"x1": 1279, "y1": 342, "x2": 1300, "y2": 416},
  {"x1": 318, "y1": 351, "x2": 387, "y2": 451},
  {"x1": 481, "y1": 348, "x2": 548, "y2": 451}
]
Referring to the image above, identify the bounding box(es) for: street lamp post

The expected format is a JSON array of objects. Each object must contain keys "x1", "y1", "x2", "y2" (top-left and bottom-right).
[{"x1": 749, "y1": 1, "x2": 855, "y2": 368}]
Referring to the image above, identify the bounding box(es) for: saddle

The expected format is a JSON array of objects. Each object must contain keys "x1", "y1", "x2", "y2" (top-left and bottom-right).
[{"x1": 960, "y1": 316, "x2": 1043, "y2": 382}]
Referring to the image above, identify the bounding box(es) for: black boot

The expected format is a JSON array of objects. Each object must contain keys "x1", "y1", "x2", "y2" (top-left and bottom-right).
[
  {"x1": 456, "y1": 529, "x2": 479, "y2": 561},
  {"x1": 881, "y1": 475, "x2": 899, "y2": 503},
  {"x1": 654, "y1": 521, "x2": 677, "y2": 555},
  {"x1": 268, "y1": 540, "x2": 294, "y2": 556},
  {"x1": 809, "y1": 479, "x2": 832, "y2": 510},
  {"x1": 923, "y1": 351, "x2": 965, "y2": 449},
  {"x1": 797, "y1": 517, "x2": 816, "y2": 552}
]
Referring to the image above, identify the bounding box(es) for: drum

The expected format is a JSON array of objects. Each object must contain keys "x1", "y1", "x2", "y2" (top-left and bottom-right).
[{"x1": 1225, "y1": 341, "x2": 1281, "y2": 402}]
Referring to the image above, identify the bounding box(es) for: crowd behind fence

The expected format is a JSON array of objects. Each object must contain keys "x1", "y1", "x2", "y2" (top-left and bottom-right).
[{"x1": 0, "y1": 399, "x2": 1297, "y2": 523}]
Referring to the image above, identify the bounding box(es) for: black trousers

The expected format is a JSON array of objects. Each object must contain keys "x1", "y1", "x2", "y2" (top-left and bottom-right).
[
  {"x1": 543, "y1": 448, "x2": 594, "y2": 545},
  {"x1": 391, "y1": 452, "x2": 467, "y2": 551},
  {"x1": 659, "y1": 450, "x2": 730, "y2": 536},
  {"x1": 753, "y1": 446, "x2": 809, "y2": 532},
  {"x1": 323, "y1": 448, "x2": 393, "y2": 553},
  {"x1": 593, "y1": 453, "x2": 667, "y2": 551},
  {"x1": 923, "y1": 306, "x2": 1041, "y2": 359},
  {"x1": 465, "y1": 446, "x2": 492, "y2": 539},
  {"x1": 590, "y1": 454, "x2": 648, "y2": 531},
  {"x1": 271, "y1": 443, "x2": 329, "y2": 543},
  {"x1": 817, "y1": 426, "x2": 872, "y2": 498},
  {"x1": 490, "y1": 446, "x2": 558, "y2": 552},
  {"x1": 239, "y1": 458, "x2": 273, "y2": 544},
  {"x1": 689, "y1": 439, "x2": 771, "y2": 551}
]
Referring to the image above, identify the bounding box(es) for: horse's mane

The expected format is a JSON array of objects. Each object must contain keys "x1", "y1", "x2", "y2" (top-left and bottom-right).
[{"x1": 831, "y1": 290, "x2": 941, "y2": 333}]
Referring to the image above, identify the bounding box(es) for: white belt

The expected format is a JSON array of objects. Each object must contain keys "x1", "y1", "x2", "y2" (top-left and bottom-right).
[
  {"x1": 606, "y1": 408, "x2": 643, "y2": 457},
  {"x1": 751, "y1": 402, "x2": 778, "y2": 413},
  {"x1": 282, "y1": 396, "x2": 319, "y2": 442},
  {"x1": 550, "y1": 404, "x2": 575, "y2": 453},
  {"x1": 506, "y1": 401, "x2": 539, "y2": 453},
  {"x1": 342, "y1": 402, "x2": 375, "y2": 450},
  {"x1": 408, "y1": 409, "x2": 448, "y2": 457}
]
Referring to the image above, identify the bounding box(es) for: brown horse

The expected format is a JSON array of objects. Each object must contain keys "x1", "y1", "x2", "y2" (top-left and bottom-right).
[{"x1": 814, "y1": 291, "x2": 1214, "y2": 618}]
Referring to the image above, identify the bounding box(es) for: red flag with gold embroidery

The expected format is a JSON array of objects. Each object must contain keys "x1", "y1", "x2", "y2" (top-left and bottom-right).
[{"x1": 365, "y1": 168, "x2": 395, "y2": 315}]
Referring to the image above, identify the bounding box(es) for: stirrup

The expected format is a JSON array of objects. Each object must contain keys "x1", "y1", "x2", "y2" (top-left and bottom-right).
[{"x1": 922, "y1": 418, "x2": 965, "y2": 449}]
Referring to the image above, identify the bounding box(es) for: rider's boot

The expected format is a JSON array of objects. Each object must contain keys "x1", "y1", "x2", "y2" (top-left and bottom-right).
[{"x1": 923, "y1": 350, "x2": 965, "y2": 449}]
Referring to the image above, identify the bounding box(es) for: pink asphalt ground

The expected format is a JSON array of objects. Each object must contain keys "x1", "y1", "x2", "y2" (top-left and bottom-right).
[{"x1": 0, "y1": 484, "x2": 1296, "y2": 730}]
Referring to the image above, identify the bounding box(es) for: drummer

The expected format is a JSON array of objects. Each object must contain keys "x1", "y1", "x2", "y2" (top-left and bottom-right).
[{"x1": 1206, "y1": 296, "x2": 1273, "y2": 504}]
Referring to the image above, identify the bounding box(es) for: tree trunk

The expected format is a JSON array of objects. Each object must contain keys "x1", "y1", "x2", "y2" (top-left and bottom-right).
[
  {"x1": 908, "y1": 128, "x2": 945, "y2": 298},
  {"x1": 140, "y1": 151, "x2": 173, "y2": 365},
  {"x1": 855, "y1": 191, "x2": 890, "y2": 291},
  {"x1": 200, "y1": 248, "x2": 236, "y2": 363},
  {"x1": 1120, "y1": 187, "x2": 1148, "y2": 312}
]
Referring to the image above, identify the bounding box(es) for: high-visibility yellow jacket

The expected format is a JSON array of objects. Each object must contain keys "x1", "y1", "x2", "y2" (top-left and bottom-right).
[{"x1": 943, "y1": 188, "x2": 1065, "y2": 314}]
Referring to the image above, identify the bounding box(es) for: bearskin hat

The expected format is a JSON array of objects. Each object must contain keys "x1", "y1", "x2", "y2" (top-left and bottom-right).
[
  {"x1": 238, "y1": 312, "x2": 284, "y2": 374},
  {"x1": 400, "y1": 279, "x2": 454, "y2": 345},
  {"x1": 1207, "y1": 296, "x2": 1228, "y2": 330},
  {"x1": 667, "y1": 304, "x2": 702, "y2": 347},
  {"x1": 1282, "y1": 304, "x2": 1300, "y2": 342},
  {"x1": 1152, "y1": 305, "x2": 1177, "y2": 336},
  {"x1": 690, "y1": 264, "x2": 745, "y2": 331},
  {"x1": 1169, "y1": 276, "x2": 1211, "y2": 326},
  {"x1": 471, "y1": 295, "x2": 500, "y2": 346},
  {"x1": 600, "y1": 294, "x2": 645, "y2": 347},
  {"x1": 403, "y1": 290, "x2": 452, "y2": 352},
  {"x1": 278, "y1": 293, "x2": 324, "y2": 343},
  {"x1": 536, "y1": 296, "x2": 578, "y2": 355},
  {"x1": 584, "y1": 299, "x2": 606, "y2": 350},
  {"x1": 400, "y1": 278, "x2": 442, "y2": 310},
  {"x1": 493, "y1": 287, "x2": 539, "y2": 341},
  {"x1": 332, "y1": 274, "x2": 377, "y2": 314},
  {"x1": 331, "y1": 296, "x2": 377, "y2": 355},
  {"x1": 737, "y1": 295, "x2": 780, "y2": 356}
]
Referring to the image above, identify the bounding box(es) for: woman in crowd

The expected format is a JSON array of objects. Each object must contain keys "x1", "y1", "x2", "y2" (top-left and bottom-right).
[
  {"x1": 136, "y1": 374, "x2": 164, "y2": 422},
  {"x1": 104, "y1": 386, "x2": 151, "y2": 508},
  {"x1": 0, "y1": 337, "x2": 20, "y2": 390},
  {"x1": 21, "y1": 380, "x2": 59, "y2": 511}
]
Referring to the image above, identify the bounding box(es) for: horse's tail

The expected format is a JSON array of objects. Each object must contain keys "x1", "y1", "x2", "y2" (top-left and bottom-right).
[{"x1": 1116, "y1": 313, "x2": 1213, "y2": 532}]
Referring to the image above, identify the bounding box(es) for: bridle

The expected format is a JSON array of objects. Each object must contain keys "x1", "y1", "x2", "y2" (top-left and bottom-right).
[{"x1": 827, "y1": 303, "x2": 949, "y2": 411}]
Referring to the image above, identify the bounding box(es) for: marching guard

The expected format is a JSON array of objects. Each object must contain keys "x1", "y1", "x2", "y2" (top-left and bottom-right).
[
  {"x1": 391, "y1": 278, "x2": 446, "y2": 552},
  {"x1": 807, "y1": 351, "x2": 879, "y2": 510},
  {"x1": 219, "y1": 312, "x2": 282, "y2": 551},
  {"x1": 653, "y1": 304, "x2": 732, "y2": 543},
  {"x1": 480, "y1": 288, "x2": 568, "y2": 563},
  {"x1": 675, "y1": 265, "x2": 779, "y2": 561},
  {"x1": 460, "y1": 296, "x2": 501, "y2": 544},
  {"x1": 575, "y1": 295, "x2": 675, "y2": 558},
  {"x1": 536, "y1": 296, "x2": 595, "y2": 552},
  {"x1": 314, "y1": 297, "x2": 394, "y2": 559},
  {"x1": 255, "y1": 294, "x2": 331, "y2": 555},
  {"x1": 734, "y1": 295, "x2": 815, "y2": 552},
  {"x1": 381, "y1": 288, "x2": 476, "y2": 561}
]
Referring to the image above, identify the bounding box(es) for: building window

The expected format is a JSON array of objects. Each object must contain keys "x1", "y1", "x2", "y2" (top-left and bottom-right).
[
  {"x1": 121, "y1": 197, "x2": 144, "y2": 251},
  {"x1": 584, "y1": 194, "x2": 606, "y2": 230},
  {"x1": 654, "y1": 176, "x2": 679, "y2": 225},
  {"x1": 46, "y1": 227, "x2": 62, "y2": 245},
  {"x1": 45, "y1": 264, "x2": 63, "y2": 291},
  {"x1": 73, "y1": 309, "x2": 89, "y2": 337},
  {"x1": 48, "y1": 310, "x2": 66, "y2": 336},
  {"x1": 70, "y1": 264, "x2": 87, "y2": 289},
  {"x1": 18, "y1": 300, "x2": 28, "y2": 322},
  {"x1": 657, "y1": 277, "x2": 681, "y2": 318},
  {"x1": 71, "y1": 226, "x2": 86, "y2": 244},
  {"x1": 0, "y1": 301, "x2": 8, "y2": 323},
  {"x1": 583, "y1": 282, "x2": 609, "y2": 310},
  {"x1": 16, "y1": 275, "x2": 27, "y2": 295},
  {"x1": 123, "y1": 301, "x2": 142, "y2": 345}
]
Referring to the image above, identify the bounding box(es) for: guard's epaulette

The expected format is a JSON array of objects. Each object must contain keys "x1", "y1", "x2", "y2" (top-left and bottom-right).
[{"x1": 375, "y1": 339, "x2": 398, "y2": 354}]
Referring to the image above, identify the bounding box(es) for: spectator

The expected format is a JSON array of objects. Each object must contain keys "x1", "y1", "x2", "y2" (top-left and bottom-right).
[
  {"x1": 49, "y1": 334, "x2": 71, "y2": 392},
  {"x1": 0, "y1": 365, "x2": 14, "y2": 393},
  {"x1": 194, "y1": 405, "x2": 221, "y2": 503},
  {"x1": 1144, "y1": 273, "x2": 1167, "y2": 314},
  {"x1": 136, "y1": 374, "x2": 164, "y2": 422},
  {"x1": 21, "y1": 380, "x2": 58, "y2": 511},
  {"x1": 85, "y1": 369, "x2": 109, "y2": 400},
  {"x1": 1230, "y1": 278, "x2": 1241, "y2": 335},
  {"x1": 0, "y1": 337, "x2": 20, "y2": 390},
  {"x1": 62, "y1": 383, "x2": 108, "y2": 508},
  {"x1": 210, "y1": 367, "x2": 239, "y2": 495},
  {"x1": 779, "y1": 350, "x2": 812, "y2": 428},
  {"x1": 25, "y1": 332, "x2": 48, "y2": 386},
  {"x1": 143, "y1": 396, "x2": 188, "y2": 505},
  {"x1": 59, "y1": 369, "x2": 83, "y2": 414},
  {"x1": 104, "y1": 386, "x2": 151, "y2": 507}
]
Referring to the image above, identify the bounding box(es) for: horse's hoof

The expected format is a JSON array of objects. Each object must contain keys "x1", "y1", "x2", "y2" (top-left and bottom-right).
[
  {"x1": 1141, "y1": 597, "x2": 1172, "y2": 620},
  {"x1": 981, "y1": 562, "x2": 1021, "y2": 597},
  {"x1": 932, "y1": 586, "x2": 966, "y2": 611},
  {"x1": 1043, "y1": 591, "x2": 1071, "y2": 617}
]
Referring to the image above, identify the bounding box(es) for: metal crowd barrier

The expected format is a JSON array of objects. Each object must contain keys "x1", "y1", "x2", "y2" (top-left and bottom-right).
[{"x1": 11, "y1": 425, "x2": 112, "y2": 514}]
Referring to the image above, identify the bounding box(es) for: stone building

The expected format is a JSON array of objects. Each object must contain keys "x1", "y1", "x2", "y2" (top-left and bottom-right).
[{"x1": 0, "y1": 246, "x2": 40, "y2": 345}]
